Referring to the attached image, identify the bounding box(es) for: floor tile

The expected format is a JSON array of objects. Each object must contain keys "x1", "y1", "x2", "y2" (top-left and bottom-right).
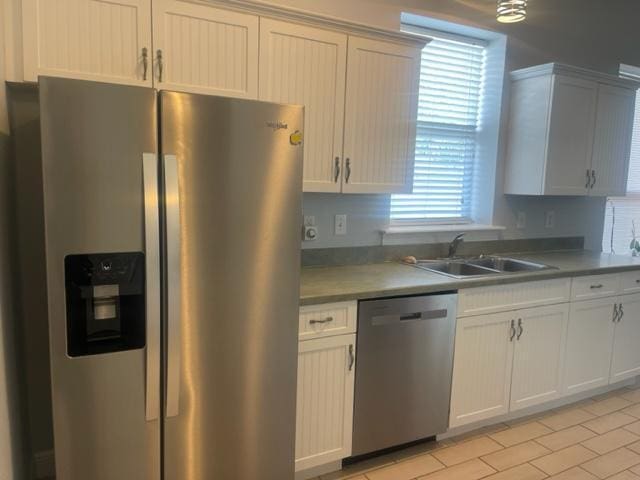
[
  {"x1": 449, "y1": 424, "x2": 510, "y2": 444},
  {"x1": 632, "y1": 463, "x2": 640, "y2": 475},
  {"x1": 417, "y1": 459, "x2": 495, "y2": 480},
  {"x1": 535, "y1": 425, "x2": 597, "y2": 451},
  {"x1": 547, "y1": 466, "x2": 598, "y2": 479},
  {"x1": 580, "y1": 447, "x2": 640, "y2": 479},
  {"x1": 322, "y1": 454, "x2": 395, "y2": 480},
  {"x1": 489, "y1": 422, "x2": 553, "y2": 447},
  {"x1": 626, "y1": 421, "x2": 640, "y2": 436},
  {"x1": 627, "y1": 440, "x2": 640, "y2": 455},
  {"x1": 365, "y1": 454, "x2": 444, "y2": 480},
  {"x1": 540, "y1": 408, "x2": 596, "y2": 431},
  {"x1": 581, "y1": 428, "x2": 640, "y2": 454},
  {"x1": 624, "y1": 404, "x2": 640, "y2": 419},
  {"x1": 432, "y1": 436, "x2": 503, "y2": 466},
  {"x1": 582, "y1": 412, "x2": 637, "y2": 434},
  {"x1": 621, "y1": 389, "x2": 640, "y2": 404},
  {"x1": 390, "y1": 439, "x2": 453, "y2": 462},
  {"x1": 530, "y1": 444, "x2": 598, "y2": 476},
  {"x1": 483, "y1": 463, "x2": 546, "y2": 480},
  {"x1": 480, "y1": 440, "x2": 550, "y2": 471},
  {"x1": 582, "y1": 396, "x2": 633, "y2": 416},
  {"x1": 607, "y1": 471, "x2": 640, "y2": 480}
]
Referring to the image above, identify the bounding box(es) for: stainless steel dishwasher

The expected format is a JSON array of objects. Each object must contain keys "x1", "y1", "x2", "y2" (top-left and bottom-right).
[{"x1": 352, "y1": 293, "x2": 457, "y2": 457}]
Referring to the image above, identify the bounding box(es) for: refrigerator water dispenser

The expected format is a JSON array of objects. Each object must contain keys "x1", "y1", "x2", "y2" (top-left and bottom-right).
[{"x1": 64, "y1": 252, "x2": 145, "y2": 356}]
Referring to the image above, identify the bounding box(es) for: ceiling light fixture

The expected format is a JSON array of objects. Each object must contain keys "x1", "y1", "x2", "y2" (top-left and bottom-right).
[{"x1": 497, "y1": 0, "x2": 527, "y2": 23}]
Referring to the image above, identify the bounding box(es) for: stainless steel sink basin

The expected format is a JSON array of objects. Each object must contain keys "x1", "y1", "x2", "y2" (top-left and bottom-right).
[
  {"x1": 413, "y1": 260, "x2": 500, "y2": 278},
  {"x1": 467, "y1": 257, "x2": 555, "y2": 273},
  {"x1": 410, "y1": 256, "x2": 555, "y2": 279}
]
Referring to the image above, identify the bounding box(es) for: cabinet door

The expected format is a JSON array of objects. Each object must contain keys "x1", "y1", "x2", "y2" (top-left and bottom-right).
[
  {"x1": 296, "y1": 335, "x2": 355, "y2": 472},
  {"x1": 564, "y1": 298, "x2": 616, "y2": 395},
  {"x1": 611, "y1": 293, "x2": 640, "y2": 383},
  {"x1": 510, "y1": 304, "x2": 569, "y2": 411},
  {"x1": 152, "y1": 0, "x2": 258, "y2": 98},
  {"x1": 589, "y1": 85, "x2": 636, "y2": 197},
  {"x1": 342, "y1": 36, "x2": 420, "y2": 194},
  {"x1": 22, "y1": 0, "x2": 152, "y2": 86},
  {"x1": 544, "y1": 75, "x2": 598, "y2": 195},
  {"x1": 449, "y1": 312, "x2": 514, "y2": 428},
  {"x1": 259, "y1": 19, "x2": 347, "y2": 193}
]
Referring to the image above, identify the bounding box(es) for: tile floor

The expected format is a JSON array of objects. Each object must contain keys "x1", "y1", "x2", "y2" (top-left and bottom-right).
[{"x1": 313, "y1": 385, "x2": 640, "y2": 480}]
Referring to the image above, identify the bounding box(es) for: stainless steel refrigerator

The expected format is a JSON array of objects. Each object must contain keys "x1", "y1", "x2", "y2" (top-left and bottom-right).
[{"x1": 10, "y1": 77, "x2": 304, "y2": 480}]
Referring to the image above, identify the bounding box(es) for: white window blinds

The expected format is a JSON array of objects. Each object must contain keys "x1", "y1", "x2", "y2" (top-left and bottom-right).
[
  {"x1": 602, "y1": 66, "x2": 640, "y2": 254},
  {"x1": 390, "y1": 34, "x2": 486, "y2": 223}
]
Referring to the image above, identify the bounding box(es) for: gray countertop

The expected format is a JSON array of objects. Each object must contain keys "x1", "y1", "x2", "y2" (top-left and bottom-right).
[{"x1": 300, "y1": 251, "x2": 640, "y2": 305}]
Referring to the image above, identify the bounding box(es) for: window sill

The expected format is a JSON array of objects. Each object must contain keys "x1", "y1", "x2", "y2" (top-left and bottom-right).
[{"x1": 383, "y1": 223, "x2": 506, "y2": 235}]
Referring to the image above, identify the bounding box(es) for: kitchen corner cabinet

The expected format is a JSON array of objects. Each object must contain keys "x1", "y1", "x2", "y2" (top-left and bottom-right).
[
  {"x1": 450, "y1": 303, "x2": 568, "y2": 428},
  {"x1": 21, "y1": 0, "x2": 153, "y2": 86},
  {"x1": 152, "y1": 0, "x2": 259, "y2": 98},
  {"x1": 295, "y1": 334, "x2": 356, "y2": 472},
  {"x1": 259, "y1": 19, "x2": 347, "y2": 192},
  {"x1": 504, "y1": 63, "x2": 637, "y2": 197}
]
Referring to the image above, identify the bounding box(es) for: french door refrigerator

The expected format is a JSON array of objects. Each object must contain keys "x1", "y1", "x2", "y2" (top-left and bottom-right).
[{"x1": 18, "y1": 77, "x2": 304, "y2": 480}]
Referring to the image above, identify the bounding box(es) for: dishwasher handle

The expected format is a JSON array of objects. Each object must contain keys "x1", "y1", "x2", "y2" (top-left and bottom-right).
[{"x1": 371, "y1": 308, "x2": 448, "y2": 326}]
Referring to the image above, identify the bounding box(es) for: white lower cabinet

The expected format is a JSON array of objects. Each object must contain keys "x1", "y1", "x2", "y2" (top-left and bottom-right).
[
  {"x1": 450, "y1": 303, "x2": 569, "y2": 427},
  {"x1": 610, "y1": 293, "x2": 640, "y2": 383},
  {"x1": 450, "y1": 311, "x2": 515, "y2": 428},
  {"x1": 564, "y1": 298, "x2": 616, "y2": 395},
  {"x1": 510, "y1": 304, "x2": 569, "y2": 411},
  {"x1": 295, "y1": 334, "x2": 356, "y2": 472}
]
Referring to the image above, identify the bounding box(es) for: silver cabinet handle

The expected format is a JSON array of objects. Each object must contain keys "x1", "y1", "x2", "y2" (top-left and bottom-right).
[
  {"x1": 142, "y1": 47, "x2": 149, "y2": 81},
  {"x1": 591, "y1": 169, "x2": 596, "y2": 188},
  {"x1": 590, "y1": 284, "x2": 603, "y2": 289},
  {"x1": 613, "y1": 303, "x2": 620, "y2": 323},
  {"x1": 348, "y1": 344, "x2": 355, "y2": 371},
  {"x1": 334, "y1": 157, "x2": 341, "y2": 183},
  {"x1": 164, "y1": 154, "x2": 182, "y2": 418},
  {"x1": 509, "y1": 319, "x2": 516, "y2": 342},
  {"x1": 516, "y1": 318, "x2": 523, "y2": 340},
  {"x1": 143, "y1": 153, "x2": 161, "y2": 421},
  {"x1": 345, "y1": 158, "x2": 351, "y2": 183},
  {"x1": 309, "y1": 316, "x2": 333, "y2": 325},
  {"x1": 156, "y1": 49, "x2": 164, "y2": 83},
  {"x1": 619, "y1": 303, "x2": 624, "y2": 322},
  {"x1": 586, "y1": 169, "x2": 591, "y2": 188}
]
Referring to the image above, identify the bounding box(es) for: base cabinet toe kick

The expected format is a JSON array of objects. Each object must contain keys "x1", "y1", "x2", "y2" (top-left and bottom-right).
[{"x1": 296, "y1": 269, "x2": 640, "y2": 478}]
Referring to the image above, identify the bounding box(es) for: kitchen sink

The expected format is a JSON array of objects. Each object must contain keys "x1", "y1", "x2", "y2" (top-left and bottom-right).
[{"x1": 411, "y1": 257, "x2": 555, "y2": 279}]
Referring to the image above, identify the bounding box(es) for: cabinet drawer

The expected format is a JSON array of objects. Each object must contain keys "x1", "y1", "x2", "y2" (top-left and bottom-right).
[
  {"x1": 299, "y1": 301, "x2": 357, "y2": 340},
  {"x1": 458, "y1": 279, "x2": 571, "y2": 317},
  {"x1": 620, "y1": 271, "x2": 640, "y2": 295},
  {"x1": 571, "y1": 274, "x2": 620, "y2": 300}
]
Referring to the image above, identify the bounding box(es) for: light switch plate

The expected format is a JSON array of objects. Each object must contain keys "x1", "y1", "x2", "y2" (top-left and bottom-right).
[
  {"x1": 303, "y1": 216, "x2": 315, "y2": 227},
  {"x1": 335, "y1": 214, "x2": 347, "y2": 235}
]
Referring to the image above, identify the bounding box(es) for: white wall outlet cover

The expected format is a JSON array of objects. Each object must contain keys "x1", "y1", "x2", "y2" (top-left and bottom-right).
[
  {"x1": 303, "y1": 216, "x2": 316, "y2": 227},
  {"x1": 335, "y1": 214, "x2": 347, "y2": 235},
  {"x1": 516, "y1": 211, "x2": 526, "y2": 229},
  {"x1": 303, "y1": 225, "x2": 318, "y2": 241},
  {"x1": 545, "y1": 211, "x2": 555, "y2": 229}
]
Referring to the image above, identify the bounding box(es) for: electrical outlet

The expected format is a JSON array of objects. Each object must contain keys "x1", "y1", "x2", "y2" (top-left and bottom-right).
[
  {"x1": 303, "y1": 225, "x2": 318, "y2": 241},
  {"x1": 516, "y1": 211, "x2": 526, "y2": 229},
  {"x1": 545, "y1": 211, "x2": 555, "y2": 229},
  {"x1": 303, "y1": 216, "x2": 315, "y2": 227},
  {"x1": 335, "y1": 214, "x2": 347, "y2": 235}
]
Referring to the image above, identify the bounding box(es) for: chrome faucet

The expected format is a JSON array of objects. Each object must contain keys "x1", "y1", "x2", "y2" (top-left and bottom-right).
[{"x1": 448, "y1": 233, "x2": 465, "y2": 258}]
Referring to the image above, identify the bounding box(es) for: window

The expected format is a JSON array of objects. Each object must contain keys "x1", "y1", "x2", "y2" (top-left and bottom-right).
[
  {"x1": 602, "y1": 66, "x2": 640, "y2": 254},
  {"x1": 390, "y1": 33, "x2": 487, "y2": 224}
]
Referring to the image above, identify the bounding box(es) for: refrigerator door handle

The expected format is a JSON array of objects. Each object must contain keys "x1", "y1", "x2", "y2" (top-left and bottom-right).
[
  {"x1": 164, "y1": 154, "x2": 182, "y2": 418},
  {"x1": 143, "y1": 153, "x2": 161, "y2": 421}
]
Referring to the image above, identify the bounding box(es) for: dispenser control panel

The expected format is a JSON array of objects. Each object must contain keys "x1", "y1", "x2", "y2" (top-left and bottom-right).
[{"x1": 64, "y1": 252, "x2": 145, "y2": 357}]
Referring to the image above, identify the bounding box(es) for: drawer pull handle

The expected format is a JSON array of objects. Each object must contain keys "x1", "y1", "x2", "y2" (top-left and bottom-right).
[
  {"x1": 613, "y1": 303, "x2": 620, "y2": 323},
  {"x1": 516, "y1": 318, "x2": 523, "y2": 340},
  {"x1": 509, "y1": 319, "x2": 516, "y2": 342},
  {"x1": 619, "y1": 304, "x2": 624, "y2": 322},
  {"x1": 310, "y1": 316, "x2": 334, "y2": 325},
  {"x1": 590, "y1": 284, "x2": 603, "y2": 289}
]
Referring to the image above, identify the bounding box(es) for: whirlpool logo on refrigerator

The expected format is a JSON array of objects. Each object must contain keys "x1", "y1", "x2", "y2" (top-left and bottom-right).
[{"x1": 265, "y1": 121, "x2": 302, "y2": 146}]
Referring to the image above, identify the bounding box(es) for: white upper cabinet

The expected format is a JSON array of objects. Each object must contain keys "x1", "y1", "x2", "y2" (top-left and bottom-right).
[
  {"x1": 152, "y1": 0, "x2": 258, "y2": 98},
  {"x1": 259, "y1": 19, "x2": 347, "y2": 192},
  {"x1": 22, "y1": 0, "x2": 153, "y2": 86},
  {"x1": 342, "y1": 37, "x2": 420, "y2": 194},
  {"x1": 505, "y1": 64, "x2": 638, "y2": 197},
  {"x1": 590, "y1": 85, "x2": 637, "y2": 196}
]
